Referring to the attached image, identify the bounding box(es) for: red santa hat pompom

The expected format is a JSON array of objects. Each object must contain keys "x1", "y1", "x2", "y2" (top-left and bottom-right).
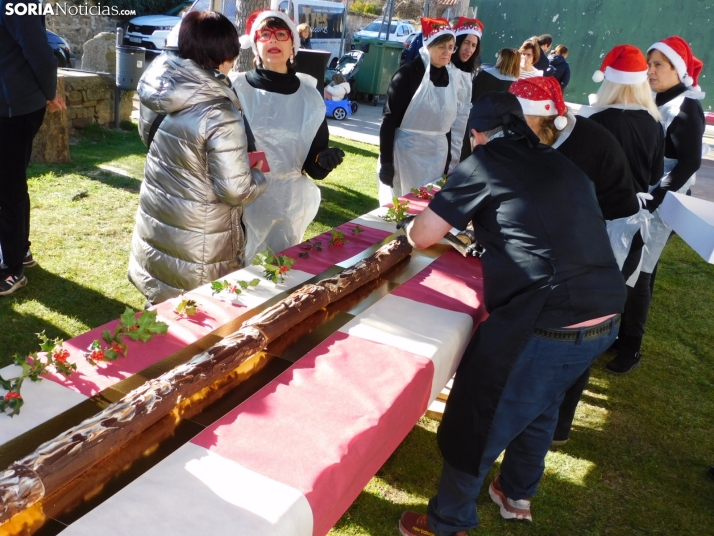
[
  {"x1": 592, "y1": 44, "x2": 648, "y2": 85},
  {"x1": 452, "y1": 17, "x2": 484, "y2": 39},
  {"x1": 421, "y1": 18, "x2": 455, "y2": 46},
  {"x1": 647, "y1": 36, "x2": 704, "y2": 89},
  {"x1": 240, "y1": 9, "x2": 300, "y2": 57},
  {"x1": 508, "y1": 77, "x2": 568, "y2": 130}
]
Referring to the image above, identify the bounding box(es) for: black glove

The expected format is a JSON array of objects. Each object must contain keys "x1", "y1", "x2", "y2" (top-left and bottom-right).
[
  {"x1": 396, "y1": 214, "x2": 415, "y2": 231},
  {"x1": 317, "y1": 148, "x2": 345, "y2": 171},
  {"x1": 646, "y1": 186, "x2": 667, "y2": 212},
  {"x1": 378, "y1": 162, "x2": 395, "y2": 187}
]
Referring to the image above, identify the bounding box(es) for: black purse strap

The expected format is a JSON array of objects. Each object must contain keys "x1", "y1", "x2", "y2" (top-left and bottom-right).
[{"x1": 147, "y1": 112, "x2": 166, "y2": 149}]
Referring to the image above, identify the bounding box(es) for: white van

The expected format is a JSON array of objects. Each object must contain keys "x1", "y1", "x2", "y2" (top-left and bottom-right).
[{"x1": 276, "y1": 0, "x2": 346, "y2": 62}]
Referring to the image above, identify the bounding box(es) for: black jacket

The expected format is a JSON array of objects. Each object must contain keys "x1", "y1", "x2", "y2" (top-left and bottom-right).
[
  {"x1": 549, "y1": 54, "x2": 570, "y2": 89},
  {"x1": 555, "y1": 116, "x2": 639, "y2": 220},
  {"x1": 534, "y1": 49, "x2": 554, "y2": 76},
  {"x1": 0, "y1": 2, "x2": 57, "y2": 117},
  {"x1": 651, "y1": 83, "x2": 706, "y2": 207},
  {"x1": 589, "y1": 108, "x2": 665, "y2": 195}
]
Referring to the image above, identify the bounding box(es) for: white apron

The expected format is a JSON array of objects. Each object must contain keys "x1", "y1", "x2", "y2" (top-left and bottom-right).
[
  {"x1": 232, "y1": 72, "x2": 325, "y2": 263},
  {"x1": 447, "y1": 65, "x2": 473, "y2": 174},
  {"x1": 378, "y1": 48, "x2": 459, "y2": 205},
  {"x1": 642, "y1": 89, "x2": 706, "y2": 273},
  {"x1": 557, "y1": 112, "x2": 650, "y2": 286}
]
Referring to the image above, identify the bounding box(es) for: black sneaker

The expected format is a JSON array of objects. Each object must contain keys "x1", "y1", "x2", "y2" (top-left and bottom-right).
[
  {"x1": 23, "y1": 250, "x2": 38, "y2": 268},
  {"x1": 605, "y1": 351, "x2": 641, "y2": 375},
  {"x1": 0, "y1": 272, "x2": 28, "y2": 296}
]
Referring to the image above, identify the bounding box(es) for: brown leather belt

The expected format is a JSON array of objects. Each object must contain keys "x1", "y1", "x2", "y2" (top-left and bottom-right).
[{"x1": 534, "y1": 314, "x2": 621, "y2": 342}]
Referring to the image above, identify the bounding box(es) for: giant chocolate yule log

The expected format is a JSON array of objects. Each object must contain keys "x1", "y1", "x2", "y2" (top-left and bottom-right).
[{"x1": 0, "y1": 236, "x2": 412, "y2": 526}]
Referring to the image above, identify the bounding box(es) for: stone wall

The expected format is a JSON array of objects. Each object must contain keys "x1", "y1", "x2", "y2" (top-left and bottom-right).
[
  {"x1": 61, "y1": 70, "x2": 134, "y2": 130},
  {"x1": 44, "y1": 1, "x2": 121, "y2": 56},
  {"x1": 345, "y1": 13, "x2": 378, "y2": 50}
]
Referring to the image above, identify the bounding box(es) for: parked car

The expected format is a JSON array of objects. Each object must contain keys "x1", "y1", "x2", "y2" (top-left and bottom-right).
[
  {"x1": 354, "y1": 19, "x2": 414, "y2": 43},
  {"x1": 124, "y1": 1, "x2": 192, "y2": 52},
  {"x1": 399, "y1": 31, "x2": 420, "y2": 66},
  {"x1": 46, "y1": 30, "x2": 72, "y2": 68}
]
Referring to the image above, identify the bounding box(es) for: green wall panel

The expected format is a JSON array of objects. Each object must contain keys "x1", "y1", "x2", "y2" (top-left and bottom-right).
[{"x1": 476, "y1": 0, "x2": 714, "y2": 110}]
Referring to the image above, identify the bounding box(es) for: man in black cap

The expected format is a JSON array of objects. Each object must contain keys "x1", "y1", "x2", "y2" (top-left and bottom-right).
[{"x1": 398, "y1": 92, "x2": 626, "y2": 536}]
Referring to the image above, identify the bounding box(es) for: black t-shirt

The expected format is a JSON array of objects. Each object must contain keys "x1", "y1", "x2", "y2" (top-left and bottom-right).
[
  {"x1": 589, "y1": 108, "x2": 664, "y2": 194},
  {"x1": 379, "y1": 57, "x2": 450, "y2": 165},
  {"x1": 245, "y1": 67, "x2": 330, "y2": 180},
  {"x1": 652, "y1": 83, "x2": 706, "y2": 206},
  {"x1": 556, "y1": 116, "x2": 639, "y2": 220},
  {"x1": 429, "y1": 135, "x2": 626, "y2": 328}
]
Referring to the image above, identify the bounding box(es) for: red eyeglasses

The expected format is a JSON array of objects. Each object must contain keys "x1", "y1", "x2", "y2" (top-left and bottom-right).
[{"x1": 255, "y1": 29, "x2": 292, "y2": 42}]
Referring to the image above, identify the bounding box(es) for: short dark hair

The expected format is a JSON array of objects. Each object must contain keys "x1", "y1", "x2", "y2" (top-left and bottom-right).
[
  {"x1": 537, "y1": 34, "x2": 553, "y2": 47},
  {"x1": 520, "y1": 38, "x2": 540, "y2": 64},
  {"x1": 179, "y1": 11, "x2": 240, "y2": 70},
  {"x1": 427, "y1": 33, "x2": 456, "y2": 49}
]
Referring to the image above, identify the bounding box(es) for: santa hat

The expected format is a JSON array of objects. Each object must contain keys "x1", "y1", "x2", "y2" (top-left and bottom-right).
[
  {"x1": 508, "y1": 77, "x2": 568, "y2": 130},
  {"x1": 421, "y1": 18, "x2": 455, "y2": 46},
  {"x1": 452, "y1": 17, "x2": 484, "y2": 39},
  {"x1": 647, "y1": 36, "x2": 704, "y2": 89},
  {"x1": 239, "y1": 9, "x2": 300, "y2": 57},
  {"x1": 592, "y1": 44, "x2": 648, "y2": 85}
]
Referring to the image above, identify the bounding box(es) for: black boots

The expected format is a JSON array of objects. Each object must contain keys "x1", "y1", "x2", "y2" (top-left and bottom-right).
[{"x1": 606, "y1": 334, "x2": 642, "y2": 375}]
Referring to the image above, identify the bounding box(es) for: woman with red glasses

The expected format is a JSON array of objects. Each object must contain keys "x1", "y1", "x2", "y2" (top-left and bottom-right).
[{"x1": 232, "y1": 10, "x2": 345, "y2": 262}]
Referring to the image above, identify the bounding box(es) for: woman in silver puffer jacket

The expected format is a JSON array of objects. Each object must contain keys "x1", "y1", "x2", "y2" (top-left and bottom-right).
[{"x1": 128, "y1": 11, "x2": 266, "y2": 305}]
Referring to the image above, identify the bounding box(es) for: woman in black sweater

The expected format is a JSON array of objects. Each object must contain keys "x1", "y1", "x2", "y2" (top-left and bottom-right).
[
  {"x1": 449, "y1": 17, "x2": 483, "y2": 167},
  {"x1": 232, "y1": 10, "x2": 344, "y2": 261},
  {"x1": 580, "y1": 44, "x2": 664, "y2": 375},
  {"x1": 378, "y1": 19, "x2": 459, "y2": 204}
]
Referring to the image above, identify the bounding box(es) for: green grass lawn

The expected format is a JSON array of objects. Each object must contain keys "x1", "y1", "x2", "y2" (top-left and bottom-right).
[{"x1": 2, "y1": 126, "x2": 714, "y2": 535}]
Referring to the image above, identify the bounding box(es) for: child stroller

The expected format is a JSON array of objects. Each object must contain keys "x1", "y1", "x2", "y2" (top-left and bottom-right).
[{"x1": 324, "y1": 50, "x2": 364, "y2": 101}]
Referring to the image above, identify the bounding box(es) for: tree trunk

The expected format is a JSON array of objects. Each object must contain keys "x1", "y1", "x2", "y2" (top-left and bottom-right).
[{"x1": 236, "y1": 0, "x2": 271, "y2": 73}]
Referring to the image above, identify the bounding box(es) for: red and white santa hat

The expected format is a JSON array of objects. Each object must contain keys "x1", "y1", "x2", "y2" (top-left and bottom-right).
[
  {"x1": 452, "y1": 17, "x2": 484, "y2": 39},
  {"x1": 421, "y1": 18, "x2": 455, "y2": 46},
  {"x1": 592, "y1": 44, "x2": 648, "y2": 85},
  {"x1": 508, "y1": 77, "x2": 568, "y2": 130},
  {"x1": 239, "y1": 9, "x2": 300, "y2": 57},
  {"x1": 647, "y1": 36, "x2": 703, "y2": 89}
]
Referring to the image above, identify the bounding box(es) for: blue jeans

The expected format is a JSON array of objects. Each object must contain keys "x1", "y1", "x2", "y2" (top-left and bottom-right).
[{"x1": 427, "y1": 323, "x2": 619, "y2": 536}]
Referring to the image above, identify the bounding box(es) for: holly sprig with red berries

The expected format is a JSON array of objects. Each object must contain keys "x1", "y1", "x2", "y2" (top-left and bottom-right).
[
  {"x1": 0, "y1": 332, "x2": 76, "y2": 417},
  {"x1": 411, "y1": 185, "x2": 435, "y2": 200},
  {"x1": 328, "y1": 229, "x2": 348, "y2": 247},
  {"x1": 253, "y1": 249, "x2": 295, "y2": 283},
  {"x1": 211, "y1": 278, "x2": 261, "y2": 296},
  {"x1": 382, "y1": 197, "x2": 410, "y2": 223},
  {"x1": 83, "y1": 307, "x2": 168, "y2": 366}
]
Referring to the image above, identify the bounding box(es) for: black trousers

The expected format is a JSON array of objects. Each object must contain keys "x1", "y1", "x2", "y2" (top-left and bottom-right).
[{"x1": 0, "y1": 107, "x2": 45, "y2": 275}]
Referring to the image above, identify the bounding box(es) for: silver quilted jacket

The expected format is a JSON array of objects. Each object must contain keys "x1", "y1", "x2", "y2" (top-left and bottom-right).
[{"x1": 128, "y1": 53, "x2": 266, "y2": 304}]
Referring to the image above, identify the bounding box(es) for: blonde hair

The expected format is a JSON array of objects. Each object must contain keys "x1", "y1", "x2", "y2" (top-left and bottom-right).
[
  {"x1": 554, "y1": 45, "x2": 568, "y2": 56},
  {"x1": 297, "y1": 22, "x2": 311, "y2": 37},
  {"x1": 594, "y1": 79, "x2": 662, "y2": 120},
  {"x1": 496, "y1": 48, "x2": 520, "y2": 78},
  {"x1": 526, "y1": 110, "x2": 570, "y2": 146}
]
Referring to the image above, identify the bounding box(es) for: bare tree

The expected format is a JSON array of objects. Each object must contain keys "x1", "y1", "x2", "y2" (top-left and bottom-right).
[{"x1": 236, "y1": 0, "x2": 271, "y2": 72}]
